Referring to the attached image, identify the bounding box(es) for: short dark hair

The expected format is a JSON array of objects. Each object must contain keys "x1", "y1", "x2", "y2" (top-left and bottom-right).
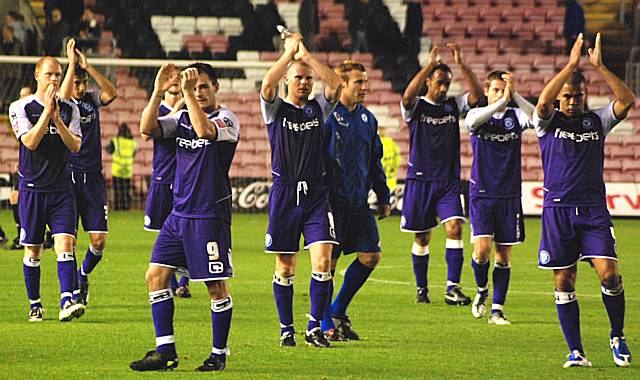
[
  {"x1": 427, "y1": 63, "x2": 451, "y2": 79},
  {"x1": 185, "y1": 62, "x2": 218, "y2": 85},
  {"x1": 485, "y1": 69, "x2": 508, "y2": 88},
  {"x1": 74, "y1": 67, "x2": 88, "y2": 79},
  {"x1": 566, "y1": 70, "x2": 586, "y2": 87}
]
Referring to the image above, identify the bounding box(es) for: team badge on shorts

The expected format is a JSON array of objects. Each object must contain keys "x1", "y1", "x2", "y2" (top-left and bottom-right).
[
  {"x1": 539, "y1": 250, "x2": 551, "y2": 265},
  {"x1": 144, "y1": 215, "x2": 151, "y2": 226},
  {"x1": 361, "y1": 113, "x2": 368, "y2": 122},
  {"x1": 400, "y1": 215, "x2": 407, "y2": 228},
  {"x1": 265, "y1": 233, "x2": 273, "y2": 248}
]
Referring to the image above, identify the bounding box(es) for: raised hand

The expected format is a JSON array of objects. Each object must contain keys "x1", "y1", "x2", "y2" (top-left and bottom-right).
[
  {"x1": 180, "y1": 67, "x2": 199, "y2": 94},
  {"x1": 283, "y1": 33, "x2": 303, "y2": 59},
  {"x1": 76, "y1": 48, "x2": 89, "y2": 69},
  {"x1": 427, "y1": 46, "x2": 440, "y2": 66},
  {"x1": 503, "y1": 72, "x2": 514, "y2": 94},
  {"x1": 568, "y1": 33, "x2": 583, "y2": 68},
  {"x1": 446, "y1": 42, "x2": 464, "y2": 65},
  {"x1": 44, "y1": 83, "x2": 59, "y2": 120},
  {"x1": 154, "y1": 63, "x2": 178, "y2": 94},
  {"x1": 588, "y1": 32, "x2": 603, "y2": 69},
  {"x1": 293, "y1": 39, "x2": 309, "y2": 61},
  {"x1": 66, "y1": 38, "x2": 77, "y2": 65},
  {"x1": 502, "y1": 73, "x2": 512, "y2": 103}
]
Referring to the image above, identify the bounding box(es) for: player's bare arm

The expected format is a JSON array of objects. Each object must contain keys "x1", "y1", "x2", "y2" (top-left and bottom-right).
[
  {"x1": 261, "y1": 34, "x2": 302, "y2": 102},
  {"x1": 77, "y1": 48, "x2": 118, "y2": 105},
  {"x1": 21, "y1": 84, "x2": 55, "y2": 150},
  {"x1": 536, "y1": 33, "x2": 583, "y2": 119},
  {"x1": 294, "y1": 41, "x2": 342, "y2": 102},
  {"x1": 402, "y1": 46, "x2": 439, "y2": 109},
  {"x1": 59, "y1": 38, "x2": 79, "y2": 100},
  {"x1": 447, "y1": 42, "x2": 482, "y2": 107},
  {"x1": 589, "y1": 33, "x2": 635, "y2": 118},
  {"x1": 140, "y1": 63, "x2": 176, "y2": 137},
  {"x1": 181, "y1": 68, "x2": 217, "y2": 140}
]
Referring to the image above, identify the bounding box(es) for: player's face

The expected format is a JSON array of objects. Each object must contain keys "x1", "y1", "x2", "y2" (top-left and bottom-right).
[
  {"x1": 485, "y1": 79, "x2": 506, "y2": 105},
  {"x1": 72, "y1": 76, "x2": 88, "y2": 99},
  {"x1": 191, "y1": 72, "x2": 219, "y2": 112},
  {"x1": 342, "y1": 70, "x2": 369, "y2": 105},
  {"x1": 285, "y1": 63, "x2": 314, "y2": 99},
  {"x1": 558, "y1": 82, "x2": 586, "y2": 116},
  {"x1": 35, "y1": 60, "x2": 62, "y2": 92},
  {"x1": 426, "y1": 70, "x2": 451, "y2": 103}
]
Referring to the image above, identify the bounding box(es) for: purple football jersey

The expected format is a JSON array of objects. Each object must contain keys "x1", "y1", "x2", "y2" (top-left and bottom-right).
[
  {"x1": 158, "y1": 107, "x2": 239, "y2": 222},
  {"x1": 9, "y1": 94, "x2": 81, "y2": 192},
  {"x1": 151, "y1": 102, "x2": 177, "y2": 184},
  {"x1": 401, "y1": 94, "x2": 469, "y2": 181},
  {"x1": 260, "y1": 95, "x2": 336, "y2": 183},
  {"x1": 534, "y1": 102, "x2": 620, "y2": 207},
  {"x1": 69, "y1": 90, "x2": 104, "y2": 172},
  {"x1": 467, "y1": 107, "x2": 530, "y2": 198}
]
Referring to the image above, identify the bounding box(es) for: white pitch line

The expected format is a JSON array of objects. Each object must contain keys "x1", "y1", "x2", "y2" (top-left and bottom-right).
[{"x1": 337, "y1": 270, "x2": 640, "y2": 301}]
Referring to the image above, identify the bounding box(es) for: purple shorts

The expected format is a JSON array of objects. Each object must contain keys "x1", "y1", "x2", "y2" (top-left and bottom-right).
[
  {"x1": 538, "y1": 206, "x2": 616, "y2": 269},
  {"x1": 331, "y1": 200, "x2": 380, "y2": 258},
  {"x1": 71, "y1": 171, "x2": 108, "y2": 233},
  {"x1": 150, "y1": 213, "x2": 233, "y2": 281},
  {"x1": 401, "y1": 179, "x2": 465, "y2": 232},
  {"x1": 469, "y1": 197, "x2": 525, "y2": 245},
  {"x1": 19, "y1": 190, "x2": 77, "y2": 245},
  {"x1": 144, "y1": 181, "x2": 173, "y2": 231},
  {"x1": 265, "y1": 182, "x2": 337, "y2": 253}
]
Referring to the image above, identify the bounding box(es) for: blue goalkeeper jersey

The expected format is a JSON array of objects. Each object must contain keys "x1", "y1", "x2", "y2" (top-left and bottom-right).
[{"x1": 324, "y1": 102, "x2": 389, "y2": 209}]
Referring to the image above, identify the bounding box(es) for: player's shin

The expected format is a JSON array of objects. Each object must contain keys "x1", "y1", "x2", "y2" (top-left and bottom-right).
[
  {"x1": 211, "y1": 297, "x2": 232, "y2": 362},
  {"x1": 80, "y1": 245, "x2": 103, "y2": 279},
  {"x1": 23, "y1": 255, "x2": 41, "y2": 308},
  {"x1": 150, "y1": 289, "x2": 176, "y2": 355},
  {"x1": 273, "y1": 273, "x2": 295, "y2": 334},
  {"x1": 57, "y1": 251, "x2": 76, "y2": 307},
  {"x1": 555, "y1": 290, "x2": 584, "y2": 353},
  {"x1": 471, "y1": 256, "x2": 490, "y2": 295},
  {"x1": 321, "y1": 269, "x2": 336, "y2": 332},
  {"x1": 308, "y1": 271, "x2": 332, "y2": 331},
  {"x1": 332, "y1": 258, "x2": 374, "y2": 318},
  {"x1": 445, "y1": 239, "x2": 464, "y2": 291},
  {"x1": 601, "y1": 276, "x2": 625, "y2": 338},
  {"x1": 492, "y1": 262, "x2": 511, "y2": 311},
  {"x1": 411, "y1": 242, "x2": 429, "y2": 289}
]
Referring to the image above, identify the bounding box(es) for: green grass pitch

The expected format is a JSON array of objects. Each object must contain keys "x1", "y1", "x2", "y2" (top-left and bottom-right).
[{"x1": 0, "y1": 211, "x2": 638, "y2": 379}]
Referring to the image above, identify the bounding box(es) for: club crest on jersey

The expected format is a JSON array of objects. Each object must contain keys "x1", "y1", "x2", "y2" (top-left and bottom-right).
[
  {"x1": 504, "y1": 118, "x2": 514, "y2": 131},
  {"x1": 303, "y1": 105, "x2": 315, "y2": 117},
  {"x1": 444, "y1": 103, "x2": 453, "y2": 112},
  {"x1": 82, "y1": 102, "x2": 93, "y2": 112},
  {"x1": 582, "y1": 118, "x2": 594, "y2": 130},
  {"x1": 361, "y1": 113, "x2": 368, "y2": 122},
  {"x1": 539, "y1": 250, "x2": 551, "y2": 265}
]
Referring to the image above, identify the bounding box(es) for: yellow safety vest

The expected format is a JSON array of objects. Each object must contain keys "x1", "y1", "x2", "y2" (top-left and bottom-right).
[
  {"x1": 380, "y1": 136, "x2": 400, "y2": 192},
  {"x1": 111, "y1": 137, "x2": 137, "y2": 178}
]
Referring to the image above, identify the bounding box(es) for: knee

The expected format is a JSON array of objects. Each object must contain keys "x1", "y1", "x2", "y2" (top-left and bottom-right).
[
  {"x1": 474, "y1": 245, "x2": 491, "y2": 261},
  {"x1": 415, "y1": 233, "x2": 429, "y2": 246},
  {"x1": 275, "y1": 264, "x2": 295, "y2": 278},
  {"x1": 358, "y1": 252, "x2": 381, "y2": 269},
  {"x1": 445, "y1": 223, "x2": 462, "y2": 239},
  {"x1": 91, "y1": 236, "x2": 106, "y2": 251},
  {"x1": 601, "y1": 274, "x2": 622, "y2": 293}
]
